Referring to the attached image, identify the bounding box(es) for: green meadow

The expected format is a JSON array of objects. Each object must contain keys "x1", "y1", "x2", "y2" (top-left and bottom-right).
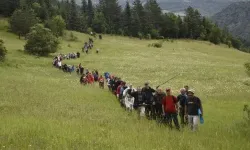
[{"x1": 0, "y1": 19, "x2": 250, "y2": 149}]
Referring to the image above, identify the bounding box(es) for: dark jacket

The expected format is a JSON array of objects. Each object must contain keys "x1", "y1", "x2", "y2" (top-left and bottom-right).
[
  {"x1": 142, "y1": 87, "x2": 156, "y2": 104},
  {"x1": 177, "y1": 94, "x2": 188, "y2": 108},
  {"x1": 128, "y1": 90, "x2": 145, "y2": 106},
  {"x1": 154, "y1": 92, "x2": 166, "y2": 105}
]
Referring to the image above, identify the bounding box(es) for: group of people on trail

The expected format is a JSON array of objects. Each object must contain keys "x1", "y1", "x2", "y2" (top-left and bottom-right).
[
  {"x1": 52, "y1": 55, "x2": 75, "y2": 73},
  {"x1": 77, "y1": 64, "x2": 105, "y2": 88},
  {"x1": 82, "y1": 38, "x2": 94, "y2": 54},
  {"x1": 105, "y1": 74, "x2": 203, "y2": 131}
]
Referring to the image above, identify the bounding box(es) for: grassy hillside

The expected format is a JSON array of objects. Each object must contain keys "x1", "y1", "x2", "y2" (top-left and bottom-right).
[{"x1": 0, "y1": 19, "x2": 250, "y2": 149}]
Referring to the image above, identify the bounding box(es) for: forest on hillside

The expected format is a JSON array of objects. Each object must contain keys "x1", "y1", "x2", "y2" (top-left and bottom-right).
[{"x1": 0, "y1": 0, "x2": 244, "y2": 52}]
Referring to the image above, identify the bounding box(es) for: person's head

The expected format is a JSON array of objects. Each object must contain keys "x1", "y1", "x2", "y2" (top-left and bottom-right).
[
  {"x1": 145, "y1": 82, "x2": 149, "y2": 88},
  {"x1": 184, "y1": 85, "x2": 189, "y2": 91},
  {"x1": 166, "y1": 88, "x2": 171, "y2": 96},
  {"x1": 137, "y1": 87, "x2": 142, "y2": 92},
  {"x1": 187, "y1": 89, "x2": 195, "y2": 97},
  {"x1": 129, "y1": 84, "x2": 133, "y2": 89},
  {"x1": 180, "y1": 88, "x2": 186, "y2": 95},
  {"x1": 156, "y1": 88, "x2": 162, "y2": 94}
]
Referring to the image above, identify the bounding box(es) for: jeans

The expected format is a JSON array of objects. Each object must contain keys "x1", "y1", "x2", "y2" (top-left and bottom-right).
[
  {"x1": 179, "y1": 107, "x2": 187, "y2": 126},
  {"x1": 165, "y1": 112, "x2": 180, "y2": 130},
  {"x1": 188, "y1": 115, "x2": 199, "y2": 131}
]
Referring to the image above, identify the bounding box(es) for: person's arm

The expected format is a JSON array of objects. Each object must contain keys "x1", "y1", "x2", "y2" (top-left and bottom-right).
[
  {"x1": 162, "y1": 98, "x2": 165, "y2": 115},
  {"x1": 199, "y1": 98, "x2": 203, "y2": 115},
  {"x1": 185, "y1": 98, "x2": 188, "y2": 116}
]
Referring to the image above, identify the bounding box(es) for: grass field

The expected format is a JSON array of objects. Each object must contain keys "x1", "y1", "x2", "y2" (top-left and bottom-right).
[{"x1": 0, "y1": 19, "x2": 250, "y2": 149}]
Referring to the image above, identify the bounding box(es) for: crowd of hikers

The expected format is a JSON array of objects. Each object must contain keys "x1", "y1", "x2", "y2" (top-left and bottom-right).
[
  {"x1": 103, "y1": 75, "x2": 204, "y2": 131},
  {"x1": 52, "y1": 36, "x2": 204, "y2": 132}
]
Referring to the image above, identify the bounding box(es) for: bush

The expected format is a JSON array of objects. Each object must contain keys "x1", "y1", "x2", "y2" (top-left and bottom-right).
[
  {"x1": 9, "y1": 9, "x2": 38, "y2": 38},
  {"x1": 150, "y1": 29, "x2": 160, "y2": 39},
  {"x1": 69, "y1": 32, "x2": 78, "y2": 41},
  {"x1": 150, "y1": 41, "x2": 163, "y2": 48},
  {"x1": 146, "y1": 34, "x2": 151, "y2": 40},
  {"x1": 244, "y1": 63, "x2": 250, "y2": 76},
  {"x1": 157, "y1": 36, "x2": 164, "y2": 39},
  {"x1": 0, "y1": 39, "x2": 7, "y2": 61},
  {"x1": 46, "y1": 15, "x2": 66, "y2": 37},
  {"x1": 87, "y1": 27, "x2": 93, "y2": 34},
  {"x1": 138, "y1": 32, "x2": 143, "y2": 40},
  {"x1": 24, "y1": 24, "x2": 59, "y2": 56}
]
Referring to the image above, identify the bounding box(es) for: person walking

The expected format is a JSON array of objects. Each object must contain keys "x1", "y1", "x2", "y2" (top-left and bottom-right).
[
  {"x1": 177, "y1": 88, "x2": 188, "y2": 126},
  {"x1": 185, "y1": 89, "x2": 203, "y2": 131},
  {"x1": 162, "y1": 88, "x2": 180, "y2": 130}
]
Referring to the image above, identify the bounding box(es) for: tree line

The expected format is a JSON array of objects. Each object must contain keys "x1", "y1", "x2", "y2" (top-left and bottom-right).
[{"x1": 0, "y1": 0, "x2": 244, "y2": 53}]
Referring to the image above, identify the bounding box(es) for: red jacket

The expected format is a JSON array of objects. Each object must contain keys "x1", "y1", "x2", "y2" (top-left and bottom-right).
[{"x1": 162, "y1": 95, "x2": 178, "y2": 113}]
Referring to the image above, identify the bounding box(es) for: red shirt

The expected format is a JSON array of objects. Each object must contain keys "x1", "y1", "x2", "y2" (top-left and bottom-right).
[
  {"x1": 117, "y1": 85, "x2": 122, "y2": 95},
  {"x1": 162, "y1": 95, "x2": 178, "y2": 113}
]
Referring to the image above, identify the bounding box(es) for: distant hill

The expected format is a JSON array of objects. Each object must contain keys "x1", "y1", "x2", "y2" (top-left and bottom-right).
[{"x1": 212, "y1": 1, "x2": 250, "y2": 45}]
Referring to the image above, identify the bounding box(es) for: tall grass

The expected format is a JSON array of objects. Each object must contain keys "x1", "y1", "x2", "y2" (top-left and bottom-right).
[{"x1": 0, "y1": 19, "x2": 250, "y2": 149}]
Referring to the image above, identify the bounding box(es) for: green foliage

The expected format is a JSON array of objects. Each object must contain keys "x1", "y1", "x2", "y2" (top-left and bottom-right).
[
  {"x1": 0, "y1": 0, "x2": 20, "y2": 16},
  {"x1": 87, "y1": 27, "x2": 93, "y2": 34},
  {"x1": 150, "y1": 29, "x2": 159, "y2": 39},
  {"x1": 209, "y1": 26, "x2": 221, "y2": 45},
  {"x1": 47, "y1": 15, "x2": 66, "y2": 37},
  {"x1": 24, "y1": 24, "x2": 59, "y2": 56},
  {"x1": 146, "y1": 34, "x2": 151, "y2": 40},
  {"x1": 244, "y1": 62, "x2": 250, "y2": 76},
  {"x1": 231, "y1": 37, "x2": 242, "y2": 50},
  {"x1": 138, "y1": 32, "x2": 143, "y2": 39},
  {"x1": 9, "y1": 8, "x2": 38, "y2": 37},
  {"x1": 68, "y1": 32, "x2": 78, "y2": 42},
  {"x1": 150, "y1": 41, "x2": 163, "y2": 48},
  {"x1": 92, "y1": 11, "x2": 107, "y2": 33},
  {"x1": 0, "y1": 39, "x2": 7, "y2": 61}
]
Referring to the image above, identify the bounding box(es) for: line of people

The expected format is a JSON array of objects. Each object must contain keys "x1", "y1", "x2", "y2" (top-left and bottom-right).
[
  {"x1": 105, "y1": 74, "x2": 204, "y2": 131},
  {"x1": 52, "y1": 57, "x2": 204, "y2": 131}
]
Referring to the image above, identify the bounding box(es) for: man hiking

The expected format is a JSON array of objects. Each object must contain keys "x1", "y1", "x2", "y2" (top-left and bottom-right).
[
  {"x1": 177, "y1": 88, "x2": 188, "y2": 126},
  {"x1": 153, "y1": 89, "x2": 165, "y2": 120},
  {"x1": 162, "y1": 88, "x2": 180, "y2": 130},
  {"x1": 98, "y1": 75, "x2": 104, "y2": 89},
  {"x1": 129, "y1": 87, "x2": 146, "y2": 118},
  {"x1": 185, "y1": 89, "x2": 203, "y2": 131},
  {"x1": 142, "y1": 82, "x2": 156, "y2": 119}
]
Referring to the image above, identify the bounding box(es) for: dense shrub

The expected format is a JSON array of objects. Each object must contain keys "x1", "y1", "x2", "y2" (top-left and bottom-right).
[
  {"x1": 46, "y1": 15, "x2": 66, "y2": 37},
  {"x1": 9, "y1": 9, "x2": 38, "y2": 38},
  {"x1": 24, "y1": 24, "x2": 59, "y2": 56},
  {"x1": 0, "y1": 39, "x2": 7, "y2": 61},
  {"x1": 244, "y1": 63, "x2": 250, "y2": 76}
]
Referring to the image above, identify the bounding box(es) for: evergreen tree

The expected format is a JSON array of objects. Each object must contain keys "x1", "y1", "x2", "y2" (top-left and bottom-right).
[
  {"x1": 9, "y1": 8, "x2": 38, "y2": 38},
  {"x1": 81, "y1": 0, "x2": 87, "y2": 14},
  {"x1": 144, "y1": 0, "x2": 162, "y2": 32},
  {"x1": 122, "y1": 1, "x2": 132, "y2": 36},
  {"x1": 0, "y1": 0, "x2": 20, "y2": 16},
  {"x1": 69, "y1": 0, "x2": 78, "y2": 30},
  {"x1": 98, "y1": 0, "x2": 121, "y2": 34},
  {"x1": 87, "y1": 0, "x2": 94, "y2": 26},
  {"x1": 131, "y1": 0, "x2": 146, "y2": 36},
  {"x1": 92, "y1": 11, "x2": 107, "y2": 33}
]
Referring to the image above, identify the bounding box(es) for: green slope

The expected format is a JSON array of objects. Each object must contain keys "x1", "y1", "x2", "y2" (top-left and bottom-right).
[{"x1": 0, "y1": 20, "x2": 250, "y2": 149}]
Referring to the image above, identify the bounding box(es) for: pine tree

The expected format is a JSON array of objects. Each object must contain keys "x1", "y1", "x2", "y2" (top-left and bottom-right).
[
  {"x1": 97, "y1": 0, "x2": 121, "y2": 34},
  {"x1": 144, "y1": 0, "x2": 162, "y2": 32},
  {"x1": 122, "y1": 1, "x2": 132, "y2": 36},
  {"x1": 87, "y1": 0, "x2": 94, "y2": 26},
  {"x1": 81, "y1": 0, "x2": 87, "y2": 14},
  {"x1": 131, "y1": 0, "x2": 145, "y2": 37},
  {"x1": 68, "y1": 0, "x2": 79, "y2": 30}
]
